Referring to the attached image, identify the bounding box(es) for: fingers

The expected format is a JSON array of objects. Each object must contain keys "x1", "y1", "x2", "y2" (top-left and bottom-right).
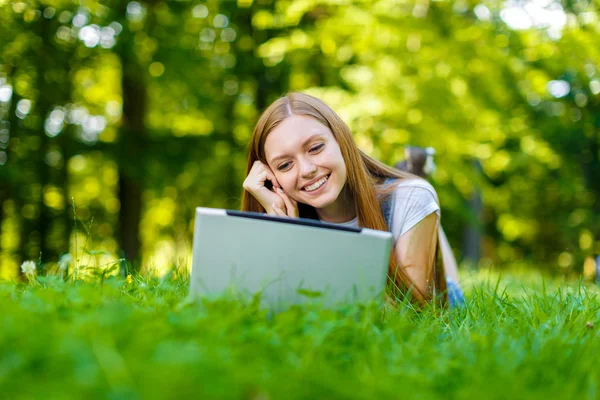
[
  {"x1": 276, "y1": 188, "x2": 298, "y2": 218},
  {"x1": 264, "y1": 165, "x2": 280, "y2": 189},
  {"x1": 265, "y1": 169, "x2": 279, "y2": 189},
  {"x1": 244, "y1": 160, "x2": 288, "y2": 214},
  {"x1": 271, "y1": 202, "x2": 286, "y2": 217},
  {"x1": 256, "y1": 170, "x2": 268, "y2": 187},
  {"x1": 254, "y1": 163, "x2": 279, "y2": 189}
]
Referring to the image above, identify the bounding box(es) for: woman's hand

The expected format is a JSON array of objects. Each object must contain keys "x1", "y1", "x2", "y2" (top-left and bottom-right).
[
  {"x1": 243, "y1": 161, "x2": 297, "y2": 216},
  {"x1": 272, "y1": 187, "x2": 299, "y2": 218}
]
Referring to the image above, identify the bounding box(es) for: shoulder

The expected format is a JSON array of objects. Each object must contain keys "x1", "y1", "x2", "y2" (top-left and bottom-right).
[
  {"x1": 392, "y1": 178, "x2": 439, "y2": 206},
  {"x1": 388, "y1": 178, "x2": 440, "y2": 239}
]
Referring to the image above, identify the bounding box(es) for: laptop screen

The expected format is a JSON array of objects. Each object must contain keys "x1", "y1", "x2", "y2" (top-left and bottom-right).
[{"x1": 225, "y1": 210, "x2": 362, "y2": 233}]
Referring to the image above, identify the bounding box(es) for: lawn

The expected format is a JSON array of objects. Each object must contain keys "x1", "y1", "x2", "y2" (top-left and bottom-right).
[{"x1": 1, "y1": 269, "x2": 599, "y2": 399}]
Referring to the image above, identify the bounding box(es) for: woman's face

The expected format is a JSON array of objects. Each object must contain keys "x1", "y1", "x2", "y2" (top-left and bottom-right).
[{"x1": 264, "y1": 115, "x2": 347, "y2": 211}]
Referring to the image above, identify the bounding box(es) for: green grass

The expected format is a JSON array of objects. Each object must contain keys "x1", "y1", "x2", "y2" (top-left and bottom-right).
[{"x1": 1, "y1": 270, "x2": 599, "y2": 400}]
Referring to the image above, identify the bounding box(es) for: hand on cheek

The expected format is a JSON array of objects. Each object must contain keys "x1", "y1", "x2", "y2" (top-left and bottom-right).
[{"x1": 272, "y1": 187, "x2": 299, "y2": 218}]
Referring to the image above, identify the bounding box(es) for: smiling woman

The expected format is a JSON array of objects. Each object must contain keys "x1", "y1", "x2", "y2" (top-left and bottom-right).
[
  {"x1": 264, "y1": 115, "x2": 350, "y2": 222},
  {"x1": 241, "y1": 92, "x2": 463, "y2": 307}
]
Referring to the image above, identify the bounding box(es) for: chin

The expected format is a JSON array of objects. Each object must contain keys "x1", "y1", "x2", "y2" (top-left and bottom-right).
[
  {"x1": 303, "y1": 192, "x2": 338, "y2": 210},
  {"x1": 305, "y1": 200, "x2": 329, "y2": 210}
]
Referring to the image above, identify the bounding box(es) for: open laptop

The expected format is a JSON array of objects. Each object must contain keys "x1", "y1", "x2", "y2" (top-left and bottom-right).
[{"x1": 190, "y1": 207, "x2": 392, "y2": 309}]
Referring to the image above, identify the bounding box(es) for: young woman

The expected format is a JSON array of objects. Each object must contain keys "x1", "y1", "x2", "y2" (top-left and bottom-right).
[{"x1": 241, "y1": 92, "x2": 463, "y2": 307}]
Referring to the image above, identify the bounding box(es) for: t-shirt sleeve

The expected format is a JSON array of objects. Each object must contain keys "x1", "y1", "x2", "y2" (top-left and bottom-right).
[{"x1": 391, "y1": 183, "x2": 441, "y2": 241}]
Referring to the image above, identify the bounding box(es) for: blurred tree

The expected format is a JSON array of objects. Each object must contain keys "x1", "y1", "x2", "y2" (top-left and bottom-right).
[
  {"x1": 1, "y1": 0, "x2": 599, "y2": 278},
  {"x1": 0, "y1": 1, "x2": 79, "y2": 271},
  {"x1": 114, "y1": 0, "x2": 151, "y2": 272}
]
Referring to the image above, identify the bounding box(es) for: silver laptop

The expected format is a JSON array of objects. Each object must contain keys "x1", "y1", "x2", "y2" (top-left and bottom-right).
[{"x1": 190, "y1": 207, "x2": 392, "y2": 309}]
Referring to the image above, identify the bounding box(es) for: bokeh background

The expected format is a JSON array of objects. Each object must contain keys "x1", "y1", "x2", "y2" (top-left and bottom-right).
[{"x1": 0, "y1": 0, "x2": 599, "y2": 279}]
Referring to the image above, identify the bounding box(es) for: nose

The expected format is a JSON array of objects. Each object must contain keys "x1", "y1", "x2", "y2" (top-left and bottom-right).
[{"x1": 299, "y1": 157, "x2": 317, "y2": 178}]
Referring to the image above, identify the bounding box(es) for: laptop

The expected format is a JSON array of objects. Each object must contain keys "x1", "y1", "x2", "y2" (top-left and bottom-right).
[{"x1": 190, "y1": 207, "x2": 393, "y2": 309}]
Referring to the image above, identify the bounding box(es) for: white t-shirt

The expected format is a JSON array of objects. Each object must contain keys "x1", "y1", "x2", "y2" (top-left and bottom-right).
[{"x1": 327, "y1": 179, "x2": 441, "y2": 243}]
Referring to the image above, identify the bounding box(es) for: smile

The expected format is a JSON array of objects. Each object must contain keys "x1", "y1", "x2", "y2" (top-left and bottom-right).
[{"x1": 303, "y1": 175, "x2": 329, "y2": 193}]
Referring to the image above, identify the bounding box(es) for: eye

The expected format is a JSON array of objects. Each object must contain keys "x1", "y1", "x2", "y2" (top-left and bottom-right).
[
  {"x1": 277, "y1": 161, "x2": 292, "y2": 172},
  {"x1": 309, "y1": 143, "x2": 325, "y2": 153}
]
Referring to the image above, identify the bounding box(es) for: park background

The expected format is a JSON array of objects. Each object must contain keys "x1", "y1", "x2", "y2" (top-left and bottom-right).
[{"x1": 1, "y1": 0, "x2": 600, "y2": 279}]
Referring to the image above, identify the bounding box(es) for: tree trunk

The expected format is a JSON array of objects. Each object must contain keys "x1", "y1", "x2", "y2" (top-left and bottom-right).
[
  {"x1": 35, "y1": 14, "x2": 70, "y2": 265},
  {"x1": 117, "y1": 70, "x2": 146, "y2": 273},
  {"x1": 118, "y1": 171, "x2": 142, "y2": 273},
  {"x1": 116, "y1": 12, "x2": 149, "y2": 274}
]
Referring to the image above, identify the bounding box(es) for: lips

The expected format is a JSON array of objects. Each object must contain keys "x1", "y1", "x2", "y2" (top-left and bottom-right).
[{"x1": 301, "y1": 174, "x2": 330, "y2": 191}]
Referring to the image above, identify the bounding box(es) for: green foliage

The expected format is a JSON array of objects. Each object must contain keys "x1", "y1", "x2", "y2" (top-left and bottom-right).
[
  {"x1": 1, "y1": 0, "x2": 600, "y2": 276},
  {"x1": 1, "y1": 273, "x2": 599, "y2": 398}
]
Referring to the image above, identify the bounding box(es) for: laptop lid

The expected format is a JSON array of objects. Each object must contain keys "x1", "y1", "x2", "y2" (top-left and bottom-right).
[{"x1": 190, "y1": 207, "x2": 392, "y2": 309}]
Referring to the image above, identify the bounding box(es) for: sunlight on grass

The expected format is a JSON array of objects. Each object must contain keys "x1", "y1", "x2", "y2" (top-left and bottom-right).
[{"x1": 1, "y1": 267, "x2": 599, "y2": 399}]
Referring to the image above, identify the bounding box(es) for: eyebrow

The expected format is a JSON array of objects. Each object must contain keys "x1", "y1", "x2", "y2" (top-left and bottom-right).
[{"x1": 269, "y1": 134, "x2": 324, "y2": 165}]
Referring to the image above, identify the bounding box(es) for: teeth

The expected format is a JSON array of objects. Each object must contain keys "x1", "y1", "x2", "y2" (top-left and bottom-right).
[{"x1": 304, "y1": 176, "x2": 328, "y2": 192}]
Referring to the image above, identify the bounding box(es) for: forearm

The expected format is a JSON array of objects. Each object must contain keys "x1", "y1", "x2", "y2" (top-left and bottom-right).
[{"x1": 393, "y1": 212, "x2": 439, "y2": 302}]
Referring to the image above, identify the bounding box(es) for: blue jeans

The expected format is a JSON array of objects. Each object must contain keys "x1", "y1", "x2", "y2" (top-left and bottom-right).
[{"x1": 447, "y1": 277, "x2": 465, "y2": 307}]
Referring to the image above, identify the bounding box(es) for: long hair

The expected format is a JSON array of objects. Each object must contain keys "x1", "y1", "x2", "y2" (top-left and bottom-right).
[{"x1": 241, "y1": 92, "x2": 447, "y2": 306}]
